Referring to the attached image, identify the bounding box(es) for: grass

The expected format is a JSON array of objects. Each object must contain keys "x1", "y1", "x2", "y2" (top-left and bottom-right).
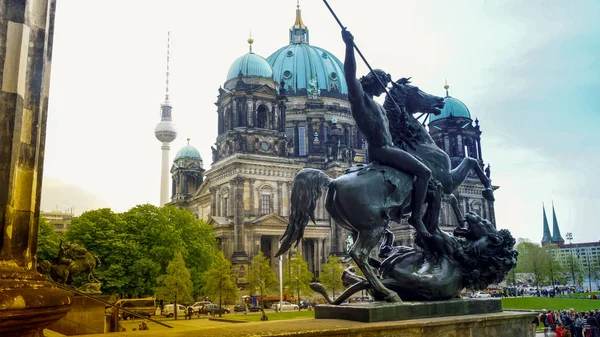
[
  {"x1": 213, "y1": 310, "x2": 315, "y2": 322},
  {"x1": 502, "y1": 297, "x2": 600, "y2": 312}
]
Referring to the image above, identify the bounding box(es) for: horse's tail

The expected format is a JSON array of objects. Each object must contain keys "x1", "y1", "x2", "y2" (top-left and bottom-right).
[
  {"x1": 275, "y1": 168, "x2": 332, "y2": 257},
  {"x1": 310, "y1": 280, "x2": 371, "y2": 305}
]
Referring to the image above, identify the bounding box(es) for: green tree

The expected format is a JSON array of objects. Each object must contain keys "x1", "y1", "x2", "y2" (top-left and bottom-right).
[
  {"x1": 247, "y1": 251, "x2": 278, "y2": 308},
  {"x1": 544, "y1": 244, "x2": 564, "y2": 286},
  {"x1": 37, "y1": 216, "x2": 61, "y2": 262},
  {"x1": 155, "y1": 251, "x2": 193, "y2": 320},
  {"x1": 65, "y1": 205, "x2": 217, "y2": 297},
  {"x1": 284, "y1": 254, "x2": 313, "y2": 308},
  {"x1": 319, "y1": 255, "x2": 345, "y2": 299},
  {"x1": 202, "y1": 251, "x2": 238, "y2": 317}
]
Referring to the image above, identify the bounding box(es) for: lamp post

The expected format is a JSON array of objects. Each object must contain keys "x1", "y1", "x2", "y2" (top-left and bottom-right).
[
  {"x1": 278, "y1": 242, "x2": 283, "y2": 312},
  {"x1": 566, "y1": 232, "x2": 575, "y2": 286}
]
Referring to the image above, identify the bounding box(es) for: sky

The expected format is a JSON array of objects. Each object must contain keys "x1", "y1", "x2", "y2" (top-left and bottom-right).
[{"x1": 41, "y1": 0, "x2": 600, "y2": 244}]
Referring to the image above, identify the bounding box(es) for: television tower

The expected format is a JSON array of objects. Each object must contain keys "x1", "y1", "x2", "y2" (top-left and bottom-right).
[{"x1": 154, "y1": 32, "x2": 177, "y2": 206}]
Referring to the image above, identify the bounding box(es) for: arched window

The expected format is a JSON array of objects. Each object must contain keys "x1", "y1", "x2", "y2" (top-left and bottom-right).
[{"x1": 257, "y1": 105, "x2": 269, "y2": 129}]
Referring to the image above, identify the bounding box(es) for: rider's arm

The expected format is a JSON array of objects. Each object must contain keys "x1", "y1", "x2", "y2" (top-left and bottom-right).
[{"x1": 342, "y1": 29, "x2": 363, "y2": 102}]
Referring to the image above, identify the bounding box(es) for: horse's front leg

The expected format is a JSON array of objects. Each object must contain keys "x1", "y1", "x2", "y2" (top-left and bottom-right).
[
  {"x1": 443, "y1": 193, "x2": 465, "y2": 225},
  {"x1": 449, "y1": 157, "x2": 494, "y2": 201},
  {"x1": 350, "y1": 227, "x2": 402, "y2": 303}
]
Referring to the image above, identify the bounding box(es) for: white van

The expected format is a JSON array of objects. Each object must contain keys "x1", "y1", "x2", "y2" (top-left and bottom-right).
[{"x1": 162, "y1": 304, "x2": 186, "y2": 318}]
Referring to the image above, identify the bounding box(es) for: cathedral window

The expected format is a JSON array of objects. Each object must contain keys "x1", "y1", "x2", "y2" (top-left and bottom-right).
[
  {"x1": 298, "y1": 126, "x2": 306, "y2": 156},
  {"x1": 257, "y1": 105, "x2": 269, "y2": 128},
  {"x1": 260, "y1": 195, "x2": 271, "y2": 215}
]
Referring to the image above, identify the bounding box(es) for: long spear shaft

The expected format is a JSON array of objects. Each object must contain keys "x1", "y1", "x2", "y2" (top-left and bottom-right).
[
  {"x1": 323, "y1": 0, "x2": 430, "y2": 127},
  {"x1": 322, "y1": 0, "x2": 401, "y2": 111}
]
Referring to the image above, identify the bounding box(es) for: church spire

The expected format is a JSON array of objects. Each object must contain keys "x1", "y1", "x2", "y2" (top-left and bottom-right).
[
  {"x1": 541, "y1": 203, "x2": 552, "y2": 244},
  {"x1": 551, "y1": 201, "x2": 565, "y2": 243},
  {"x1": 289, "y1": 1, "x2": 309, "y2": 44}
]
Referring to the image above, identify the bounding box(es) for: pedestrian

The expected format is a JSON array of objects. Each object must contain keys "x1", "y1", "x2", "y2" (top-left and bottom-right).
[
  {"x1": 575, "y1": 313, "x2": 584, "y2": 337},
  {"x1": 532, "y1": 311, "x2": 540, "y2": 336},
  {"x1": 187, "y1": 304, "x2": 194, "y2": 320},
  {"x1": 587, "y1": 311, "x2": 599, "y2": 337}
]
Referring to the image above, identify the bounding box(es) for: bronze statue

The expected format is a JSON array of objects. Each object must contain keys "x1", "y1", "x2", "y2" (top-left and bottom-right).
[
  {"x1": 37, "y1": 241, "x2": 101, "y2": 286},
  {"x1": 342, "y1": 29, "x2": 437, "y2": 239},
  {"x1": 310, "y1": 183, "x2": 517, "y2": 303},
  {"x1": 384, "y1": 77, "x2": 495, "y2": 225}
]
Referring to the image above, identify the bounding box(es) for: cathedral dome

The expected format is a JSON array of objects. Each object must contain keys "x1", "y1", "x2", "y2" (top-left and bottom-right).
[
  {"x1": 266, "y1": 4, "x2": 347, "y2": 98},
  {"x1": 267, "y1": 44, "x2": 347, "y2": 97},
  {"x1": 174, "y1": 144, "x2": 201, "y2": 161},
  {"x1": 429, "y1": 94, "x2": 471, "y2": 123},
  {"x1": 226, "y1": 51, "x2": 273, "y2": 81}
]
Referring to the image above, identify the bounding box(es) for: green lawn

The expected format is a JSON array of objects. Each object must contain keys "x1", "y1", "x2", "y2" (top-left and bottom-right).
[
  {"x1": 502, "y1": 297, "x2": 600, "y2": 312},
  {"x1": 213, "y1": 310, "x2": 315, "y2": 322}
]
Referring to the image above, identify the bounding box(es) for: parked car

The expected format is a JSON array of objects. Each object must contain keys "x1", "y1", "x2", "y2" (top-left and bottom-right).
[
  {"x1": 202, "y1": 304, "x2": 230, "y2": 315},
  {"x1": 299, "y1": 300, "x2": 315, "y2": 309},
  {"x1": 273, "y1": 301, "x2": 299, "y2": 311},
  {"x1": 192, "y1": 301, "x2": 211, "y2": 314},
  {"x1": 472, "y1": 291, "x2": 491, "y2": 298},
  {"x1": 106, "y1": 297, "x2": 156, "y2": 320},
  {"x1": 162, "y1": 304, "x2": 186, "y2": 318},
  {"x1": 234, "y1": 304, "x2": 261, "y2": 312}
]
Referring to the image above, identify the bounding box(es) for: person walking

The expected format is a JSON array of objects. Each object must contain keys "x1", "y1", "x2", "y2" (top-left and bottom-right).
[
  {"x1": 575, "y1": 313, "x2": 584, "y2": 337},
  {"x1": 186, "y1": 304, "x2": 194, "y2": 320},
  {"x1": 587, "y1": 311, "x2": 599, "y2": 337},
  {"x1": 532, "y1": 312, "x2": 540, "y2": 336}
]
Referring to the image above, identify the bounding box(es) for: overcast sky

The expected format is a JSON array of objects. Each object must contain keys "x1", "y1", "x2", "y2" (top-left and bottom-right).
[{"x1": 41, "y1": 0, "x2": 600, "y2": 244}]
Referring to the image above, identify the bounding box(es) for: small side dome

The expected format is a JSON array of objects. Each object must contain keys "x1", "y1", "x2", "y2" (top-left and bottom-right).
[
  {"x1": 174, "y1": 144, "x2": 201, "y2": 161},
  {"x1": 226, "y1": 52, "x2": 273, "y2": 81},
  {"x1": 429, "y1": 96, "x2": 471, "y2": 123}
]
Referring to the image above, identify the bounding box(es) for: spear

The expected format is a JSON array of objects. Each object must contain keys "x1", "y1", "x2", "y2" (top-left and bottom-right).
[{"x1": 322, "y1": 0, "x2": 430, "y2": 125}]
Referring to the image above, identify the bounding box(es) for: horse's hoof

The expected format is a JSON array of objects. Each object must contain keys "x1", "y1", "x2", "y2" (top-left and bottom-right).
[
  {"x1": 482, "y1": 188, "x2": 495, "y2": 201},
  {"x1": 384, "y1": 293, "x2": 402, "y2": 303}
]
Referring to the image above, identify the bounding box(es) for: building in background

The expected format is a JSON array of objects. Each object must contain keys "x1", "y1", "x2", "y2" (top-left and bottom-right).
[
  {"x1": 541, "y1": 203, "x2": 600, "y2": 290},
  {"x1": 40, "y1": 210, "x2": 75, "y2": 235}
]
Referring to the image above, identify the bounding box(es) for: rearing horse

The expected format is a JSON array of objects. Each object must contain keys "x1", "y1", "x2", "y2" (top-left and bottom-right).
[{"x1": 385, "y1": 78, "x2": 495, "y2": 224}]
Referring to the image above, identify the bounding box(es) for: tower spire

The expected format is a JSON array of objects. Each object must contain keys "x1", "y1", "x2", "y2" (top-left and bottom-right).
[
  {"x1": 444, "y1": 78, "x2": 449, "y2": 97},
  {"x1": 165, "y1": 31, "x2": 170, "y2": 102},
  {"x1": 541, "y1": 202, "x2": 552, "y2": 244},
  {"x1": 551, "y1": 201, "x2": 565, "y2": 243},
  {"x1": 290, "y1": 1, "x2": 309, "y2": 44},
  {"x1": 247, "y1": 30, "x2": 254, "y2": 53}
]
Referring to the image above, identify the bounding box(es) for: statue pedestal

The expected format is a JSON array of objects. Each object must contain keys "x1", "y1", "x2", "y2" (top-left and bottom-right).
[
  {"x1": 46, "y1": 294, "x2": 110, "y2": 335},
  {"x1": 315, "y1": 298, "x2": 502, "y2": 322},
  {"x1": 0, "y1": 271, "x2": 73, "y2": 337}
]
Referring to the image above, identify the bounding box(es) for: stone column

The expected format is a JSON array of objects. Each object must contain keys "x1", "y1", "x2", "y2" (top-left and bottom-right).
[
  {"x1": 231, "y1": 177, "x2": 248, "y2": 263},
  {"x1": 0, "y1": 1, "x2": 73, "y2": 336},
  {"x1": 270, "y1": 236, "x2": 278, "y2": 271},
  {"x1": 277, "y1": 181, "x2": 283, "y2": 215},
  {"x1": 285, "y1": 181, "x2": 292, "y2": 216},
  {"x1": 249, "y1": 178, "x2": 255, "y2": 216}
]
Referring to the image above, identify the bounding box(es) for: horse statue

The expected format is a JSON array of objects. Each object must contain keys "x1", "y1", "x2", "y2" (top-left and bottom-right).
[
  {"x1": 309, "y1": 182, "x2": 517, "y2": 303},
  {"x1": 385, "y1": 77, "x2": 495, "y2": 224},
  {"x1": 275, "y1": 81, "x2": 450, "y2": 302},
  {"x1": 37, "y1": 242, "x2": 101, "y2": 285}
]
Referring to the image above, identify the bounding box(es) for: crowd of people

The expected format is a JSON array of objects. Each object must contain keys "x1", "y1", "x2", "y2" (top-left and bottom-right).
[{"x1": 535, "y1": 309, "x2": 599, "y2": 337}]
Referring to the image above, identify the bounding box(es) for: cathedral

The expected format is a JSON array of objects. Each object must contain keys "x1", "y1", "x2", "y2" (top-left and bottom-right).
[{"x1": 168, "y1": 5, "x2": 497, "y2": 284}]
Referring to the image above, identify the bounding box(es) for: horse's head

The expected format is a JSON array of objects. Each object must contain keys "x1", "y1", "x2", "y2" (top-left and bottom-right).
[{"x1": 390, "y1": 78, "x2": 445, "y2": 116}]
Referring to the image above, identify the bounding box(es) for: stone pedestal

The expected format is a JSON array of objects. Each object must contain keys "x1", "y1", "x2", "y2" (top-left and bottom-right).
[
  {"x1": 0, "y1": 1, "x2": 72, "y2": 336},
  {"x1": 47, "y1": 295, "x2": 110, "y2": 335},
  {"x1": 315, "y1": 298, "x2": 502, "y2": 322}
]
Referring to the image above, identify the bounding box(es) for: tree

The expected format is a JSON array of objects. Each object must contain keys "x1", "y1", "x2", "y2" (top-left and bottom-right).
[
  {"x1": 155, "y1": 251, "x2": 193, "y2": 320},
  {"x1": 65, "y1": 205, "x2": 217, "y2": 297},
  {"x1": 515, "y1": 240, "x2": 550, "y2": 290},
  {"x1": 246, "y1": 251, "x2": 278, "y2": 308},
  {"x1": 284, "y1": 254, "x2": 313, "y2": 308},
  {"x1": 37, "y1": 216, "x2": 61, "y2": 262},
  {"x1": 319, "y1": 255, "x2": 345, "y2": 299},
  {"x1": 202, "y1": 251, "x2": 238, "y2": 317},
  {"x1": 544, "y1": 244, "x2": 564, "y2": 286}
]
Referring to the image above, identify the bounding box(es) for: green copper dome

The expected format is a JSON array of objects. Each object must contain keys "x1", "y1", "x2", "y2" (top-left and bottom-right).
[
  {"x1": 429, "y1": 95, "x2": 472, "y2": 123},
  {"x1": 226, "y1": 51, "x2": 273, "y2": 81},
  {"x1": 174, "y1": 144, "x2": 201, "y2": 161}
]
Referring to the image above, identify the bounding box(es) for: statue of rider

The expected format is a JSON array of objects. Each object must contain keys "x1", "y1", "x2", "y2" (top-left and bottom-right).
[{"x1": 342, "y1": 29, "x2": 432, "y2": 237}]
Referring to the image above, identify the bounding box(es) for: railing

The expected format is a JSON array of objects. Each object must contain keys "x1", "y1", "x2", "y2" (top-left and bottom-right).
[{"x1": 50, "y1": 281, "x2": 173, "y2": 330}]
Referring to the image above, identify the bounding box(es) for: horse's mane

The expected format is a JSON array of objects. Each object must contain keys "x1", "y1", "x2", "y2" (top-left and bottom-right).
[
  {"x1": 458, "y1": 228, "x2": 518, "y2": 290},
  {"x1": 383, "y1": 80, "x2": 425, "y2": 150}
]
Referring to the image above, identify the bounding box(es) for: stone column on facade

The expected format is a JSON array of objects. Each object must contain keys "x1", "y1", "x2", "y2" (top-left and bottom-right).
[
  {"x1": 307, "y1": 118, "x2": 313, "y2": 153},
  {"x1": 285, "y1": 181, "x2": 292, "y2": 216},
  {"x1": 488, "y1": 201, "x2": 497, "y2": 228},
  {"x1": 270, "y1": 236, "x2": 279, "y2": 271},
  {"x1": 477, "y1": 138, "x2": 483, "y2": 161},
  {"x1": 231, "y1": 177, "x2": 248, "y2": 262},
  {"x1": 249, "y1": 178, "x2": 256, "y2": 216},
  {"x1": 252, "y1": 99, "x2": 257, "y2": 127},
  {"x1": 324, "y1": 238, "x2": 331, "y2": 260},
  {"x1": 457, "y1": 134, "x2": 464, "y2": 156},
  {"x1": 0, "y1": 1, "x2": 73, "y2": 335},
  {"x1": 277, "y1": 181, "x2": 283, "y2": 215}
]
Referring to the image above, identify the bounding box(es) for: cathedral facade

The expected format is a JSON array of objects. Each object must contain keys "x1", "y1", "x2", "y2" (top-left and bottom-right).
[{"x1": 169, "y1": 6, "x2": 497, "y2": 284}]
